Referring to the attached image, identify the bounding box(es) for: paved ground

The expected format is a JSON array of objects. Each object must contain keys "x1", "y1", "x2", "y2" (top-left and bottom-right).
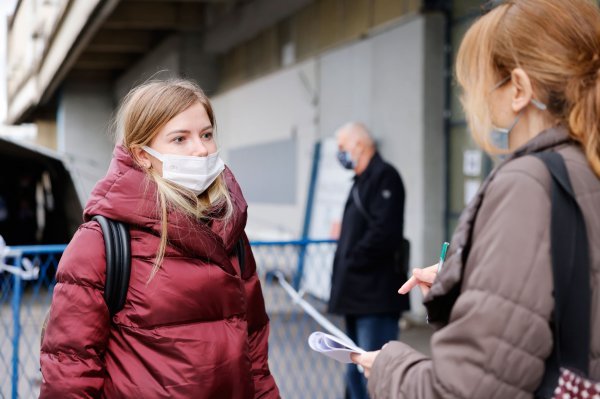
[
  {"x1": 399, "y1": 317, "x2": 433, "y2": 357},
  {"x1": 1, "y1": 285, "x2": 434, "y2": 399},
  {"x1": 264, "y1": 281, "x2": 433, "y2": 399}
]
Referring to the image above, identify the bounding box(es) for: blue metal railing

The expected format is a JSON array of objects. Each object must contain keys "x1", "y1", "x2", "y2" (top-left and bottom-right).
[
  {"x1": 251, "y1": 239, "x2": 336, "y2": 289},
  {"x1": 0, "y1": 240, "x2": 343, "y2": 399},
  {"x1": 1, "y1": 245, "x2": 66, "y2": 399}
]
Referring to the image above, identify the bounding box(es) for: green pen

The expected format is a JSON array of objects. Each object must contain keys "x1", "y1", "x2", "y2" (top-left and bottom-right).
[{"x1": 437, "y1": 242, "x2": 450, "y2": 272}]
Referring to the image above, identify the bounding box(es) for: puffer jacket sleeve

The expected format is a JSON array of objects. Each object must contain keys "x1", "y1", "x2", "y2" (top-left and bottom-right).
[
  {"x1": 40, "y1": 223, "x2": 110, "y2": 398},
  {"x1": 241, "y1": 235, "x2": 280, "y2": 399},
  {"x1": 368, "y1": 164, "x2": 555, "y2": 399}
]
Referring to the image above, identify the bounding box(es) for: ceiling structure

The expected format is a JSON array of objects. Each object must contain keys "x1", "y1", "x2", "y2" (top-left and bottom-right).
[{"x1": 8, "y1": 0, "x2": 312, "y2": 123}]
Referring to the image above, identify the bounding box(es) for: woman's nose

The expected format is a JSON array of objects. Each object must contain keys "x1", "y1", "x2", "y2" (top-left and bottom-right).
[{"x1": 191, "y1": 137, "x2": 209, "y2": 157}]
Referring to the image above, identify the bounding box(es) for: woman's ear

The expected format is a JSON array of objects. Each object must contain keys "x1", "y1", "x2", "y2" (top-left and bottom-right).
[
  {"x1": 131, "y1": 146, "x2": 152, "y2": 169},
  {"x1": 510, "y1": 68, "x2": 534, "y2": 113}
]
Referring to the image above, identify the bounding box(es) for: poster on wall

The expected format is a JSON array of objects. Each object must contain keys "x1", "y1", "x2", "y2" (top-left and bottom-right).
[
  {"x1": 302, "y1": 138, "x2": 354, "y2": 301},
  {"x1": 308, "y1": 138, "x2": 355, "y2": 239}
]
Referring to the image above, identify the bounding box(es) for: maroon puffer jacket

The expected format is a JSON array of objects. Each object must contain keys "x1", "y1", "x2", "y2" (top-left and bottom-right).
[{"x1": 40, "y1": 145, "x2": 280, "y2": 398}]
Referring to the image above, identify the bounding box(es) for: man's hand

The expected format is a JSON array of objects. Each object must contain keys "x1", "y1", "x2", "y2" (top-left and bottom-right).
[
  {"x1": 398, "y1": 264, "x2": 438, "y2": 296},
  {"x1": 350, "y1": 350, "x2": 380, "y2": 379}
]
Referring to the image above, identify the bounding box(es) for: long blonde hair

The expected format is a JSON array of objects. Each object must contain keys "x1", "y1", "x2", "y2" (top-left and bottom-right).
[
  {"x1": 116, "y1": 79, "x2": 233, "y2": 280},
  {"x1": 456, "y1": 0, "x2": 600, "y2": 177}
]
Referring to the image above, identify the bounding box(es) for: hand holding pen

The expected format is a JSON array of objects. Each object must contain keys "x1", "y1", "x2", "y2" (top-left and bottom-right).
[{"x1": 398, "y1": 242, "x2": 449, "y2": 297}]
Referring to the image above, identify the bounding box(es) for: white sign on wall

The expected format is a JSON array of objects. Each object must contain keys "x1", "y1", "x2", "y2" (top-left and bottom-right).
[
  {"x1": 464, "y1": 179, "x2": 481, "y2": 206},
  {"x1": 463, "y1": 150, "x2": 482, "y2": 177},
  {"x1": 302, "y1": 137, "x2": 354, "y2": 301},
  {"x1": 308, "y1": 138, "x2": 354, "y2": 240}
]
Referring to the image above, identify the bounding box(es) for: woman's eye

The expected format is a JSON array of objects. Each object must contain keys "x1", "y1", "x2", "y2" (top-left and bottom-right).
[
  {"x1": 201, "y1": 132, "x2": 213, "y2": 141},
  {"x1": 173, "y1": 136, "x2": 185, "y2": 143}
]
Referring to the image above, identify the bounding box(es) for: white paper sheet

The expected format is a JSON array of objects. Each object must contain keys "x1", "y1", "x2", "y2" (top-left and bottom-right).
[{"x1": 308, "y1": 331, "x2": 366, "y2": 363}]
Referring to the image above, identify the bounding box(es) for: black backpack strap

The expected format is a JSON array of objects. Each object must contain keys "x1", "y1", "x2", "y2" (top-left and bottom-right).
[
  {"x1": 534, "y1": 152, "x2": 590, "y2": 398},
  {"x1": 92, "y1": 215, "x2": 131, "y2": 316}
]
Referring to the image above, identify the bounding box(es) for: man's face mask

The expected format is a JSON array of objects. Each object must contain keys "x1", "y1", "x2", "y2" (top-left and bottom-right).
[{"x1": 337, "y1": 150, "x2": 355, "y2": 170}]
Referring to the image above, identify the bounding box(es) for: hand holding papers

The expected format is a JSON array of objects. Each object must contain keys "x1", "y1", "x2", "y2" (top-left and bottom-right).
[{"x1": 308, "y1": 331, "x2": 366, "y2": 363}]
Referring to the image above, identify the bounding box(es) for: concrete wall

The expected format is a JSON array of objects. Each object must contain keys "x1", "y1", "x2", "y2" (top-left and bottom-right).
[
  {"x1": 211, "y1": 59, "x2": 319, "y2": 239},
  {"x1": 52, "y1": 12, "x2": 445, "y2": 314},
  {"x1": 211, "y1": 14, "x2": 445, "y2": 313},
  {"x1": 213, "y1": 14, "x2": 445, "y2": 245},
  {"x1": 57, "y1": 80, "x2": 115, "y2": 203},
  {"x1": 115, "y1": 33, "x2": 219, "y2": 102},
  {"x1": 114, "y1": 35, "x2": 181, "y2": 102}
]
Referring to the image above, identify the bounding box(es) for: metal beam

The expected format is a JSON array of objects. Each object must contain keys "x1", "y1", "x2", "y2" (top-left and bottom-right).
[
  {"x1": 87, "y1": 30, "x2": 158, "y2": 53},
  {"x1": 123, "y1": 0, "x2": 232, "y2": 2},
  {"x1": 103, "y1": 1, "x2": 203, "y2": 30},
  {"x1": 72, "y1": 53, "x2": 139, "y2": 70},
  {"x1": 203, "y1": 0, "x2": 314, "y2": 53},
  {"x1": 39, "y1": 0, "x2": 122, "y2": 105}
]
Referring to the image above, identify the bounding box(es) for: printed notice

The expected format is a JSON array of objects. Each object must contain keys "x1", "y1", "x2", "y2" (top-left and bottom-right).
[{"x1": 308, "y1": 331, "x2": 366, "y2": 363}]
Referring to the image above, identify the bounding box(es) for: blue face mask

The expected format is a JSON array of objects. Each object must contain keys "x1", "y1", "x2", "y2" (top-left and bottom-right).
[
  {"x1": 489, "y1": 75, "x2": 547, "y2": 153},
  {"x1": 337, "y1": 150, "x2": 355, "y2": 170},
  {"x1": 490, "y1": 98, "x2": 547, "y2": 153},
  {"x1": 490, "y1": 113, "x2": 521, "y2": 152}
]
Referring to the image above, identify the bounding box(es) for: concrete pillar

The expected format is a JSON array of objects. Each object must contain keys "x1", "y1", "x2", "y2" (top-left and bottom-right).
[
  {"x1": 180, "y1": 33, "x2": 219, "y2": 95},
  {"x1": 115, "y1": 33, "x2": 219, "y2": 101},
  {"x1": 35, "y1": 119, "x2": 57, "y2": 150},
  {"x1": 57, "y1": 79, "x2": 114, "y2": 203}
]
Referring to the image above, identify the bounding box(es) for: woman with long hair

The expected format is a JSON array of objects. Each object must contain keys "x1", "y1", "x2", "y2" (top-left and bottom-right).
[
  {"x1": 40, "y1": 79, "x2": 280, "y2": 398},
  {"x1": 352, "y1": 0, "x2": 600, "y2": 397}
]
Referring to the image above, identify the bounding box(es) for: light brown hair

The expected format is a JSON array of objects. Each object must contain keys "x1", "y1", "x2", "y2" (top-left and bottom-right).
[
  {"x1": 116, "y1": 79, "x2": 232, "y2": 281},
  {"x1": 456, "y1": 0, "x2": 600, "y2": 176}
]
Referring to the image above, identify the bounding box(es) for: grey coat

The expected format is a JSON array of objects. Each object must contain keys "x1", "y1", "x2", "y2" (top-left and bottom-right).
[{"x1": 368, "y1": 126, "x2": 600, "y2": 399}]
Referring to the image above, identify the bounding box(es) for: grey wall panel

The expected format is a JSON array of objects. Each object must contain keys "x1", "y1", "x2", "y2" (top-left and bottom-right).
[
  {"x1": 58, "y1": 80, "x2": 114, "y2": 202},
  {"x1": 319, "y1": 39, "x2": 373, "y2": 138},
  {"x1": 319, "y1": 16, "x2": 426, "y2": 263},
  {"x1": 228, "y1": 137, "x2": 297, "y2": 204},
  {"x1": 317, "y1": 15, "x2": 446, "y2": 315},
  {"x1": 211, "y1": 59, "x2": 318, "y2": 238}
]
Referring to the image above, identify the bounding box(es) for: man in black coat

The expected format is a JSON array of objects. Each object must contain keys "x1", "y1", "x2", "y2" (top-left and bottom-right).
[{"x1": 328, "y1": 122, "x2": 409, "y2": 399}]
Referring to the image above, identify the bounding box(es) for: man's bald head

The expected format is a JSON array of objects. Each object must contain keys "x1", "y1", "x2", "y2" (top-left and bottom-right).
[
  {"x1": 336, "y1": 122, "x2": 375, "y2": 150},
  {"x1": 335, "y1": 122, "x2": 377, "y2": 175}
]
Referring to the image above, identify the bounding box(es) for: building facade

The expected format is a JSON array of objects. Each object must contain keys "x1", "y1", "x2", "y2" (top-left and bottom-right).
[{"x1": 3, "y1": 0, "x2": 489, "y2": 308}]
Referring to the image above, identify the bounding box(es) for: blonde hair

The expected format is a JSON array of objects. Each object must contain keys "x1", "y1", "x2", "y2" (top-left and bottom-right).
[
  {"x1": 116, "y1": 79, "x2": 233, "y2": 281},
  {"x1": 456, "y1": 0, "x2": 600, "y2": 177}
]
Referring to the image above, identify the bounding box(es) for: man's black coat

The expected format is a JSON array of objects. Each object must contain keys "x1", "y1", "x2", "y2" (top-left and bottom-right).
[{"x1": 328, "y1": 152, "x2": 410, "y2": 315}]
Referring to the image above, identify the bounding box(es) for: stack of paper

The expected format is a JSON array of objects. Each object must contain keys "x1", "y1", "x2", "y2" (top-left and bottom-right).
[{"x1": 308, "y1": 331, "x2": 366, "y2": 363}]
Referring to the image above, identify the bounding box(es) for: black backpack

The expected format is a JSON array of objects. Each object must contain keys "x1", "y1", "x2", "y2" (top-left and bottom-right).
[
  {"x1": 90, "y1": 215, "x2": 246, "y2": 315},
  {"x1": 41, "y1": 215, "x2": 246, "y2": 343},
  {"x1": 91, "y1": 215, "x2": 132, "y2": 316},
  {"x1": 40, "y1": 216, "x2": 130, "y2": 345}
]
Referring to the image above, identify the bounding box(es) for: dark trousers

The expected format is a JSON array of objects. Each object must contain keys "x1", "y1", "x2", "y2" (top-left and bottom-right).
[{"x1": 345, "y1": 314, "x2": 400, "y2": 399}]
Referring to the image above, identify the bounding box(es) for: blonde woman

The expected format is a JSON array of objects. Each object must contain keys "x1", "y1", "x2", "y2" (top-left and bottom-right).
[
  {"x1": 40, "y1": 80, "x2": 280, "y2": 398},
  {"x1": 352, "y1": 0, "x2": 600, "y2": 398}
]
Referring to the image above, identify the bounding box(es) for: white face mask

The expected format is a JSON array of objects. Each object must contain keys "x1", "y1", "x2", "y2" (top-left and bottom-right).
[{"x1": 142, "y1": 146, "x2": 225, "y2": 195}]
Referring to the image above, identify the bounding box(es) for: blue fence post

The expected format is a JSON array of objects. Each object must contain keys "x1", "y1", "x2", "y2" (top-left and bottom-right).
[
  {"x1": 295, "y1": 141, "x2": 322, "y2": 290},
  {"x1": 11, "y1": 255, "x2": 23, "y2": 399},
  {"x1": 294, "y1": 240, "x2": 307, "y2": 291}
]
